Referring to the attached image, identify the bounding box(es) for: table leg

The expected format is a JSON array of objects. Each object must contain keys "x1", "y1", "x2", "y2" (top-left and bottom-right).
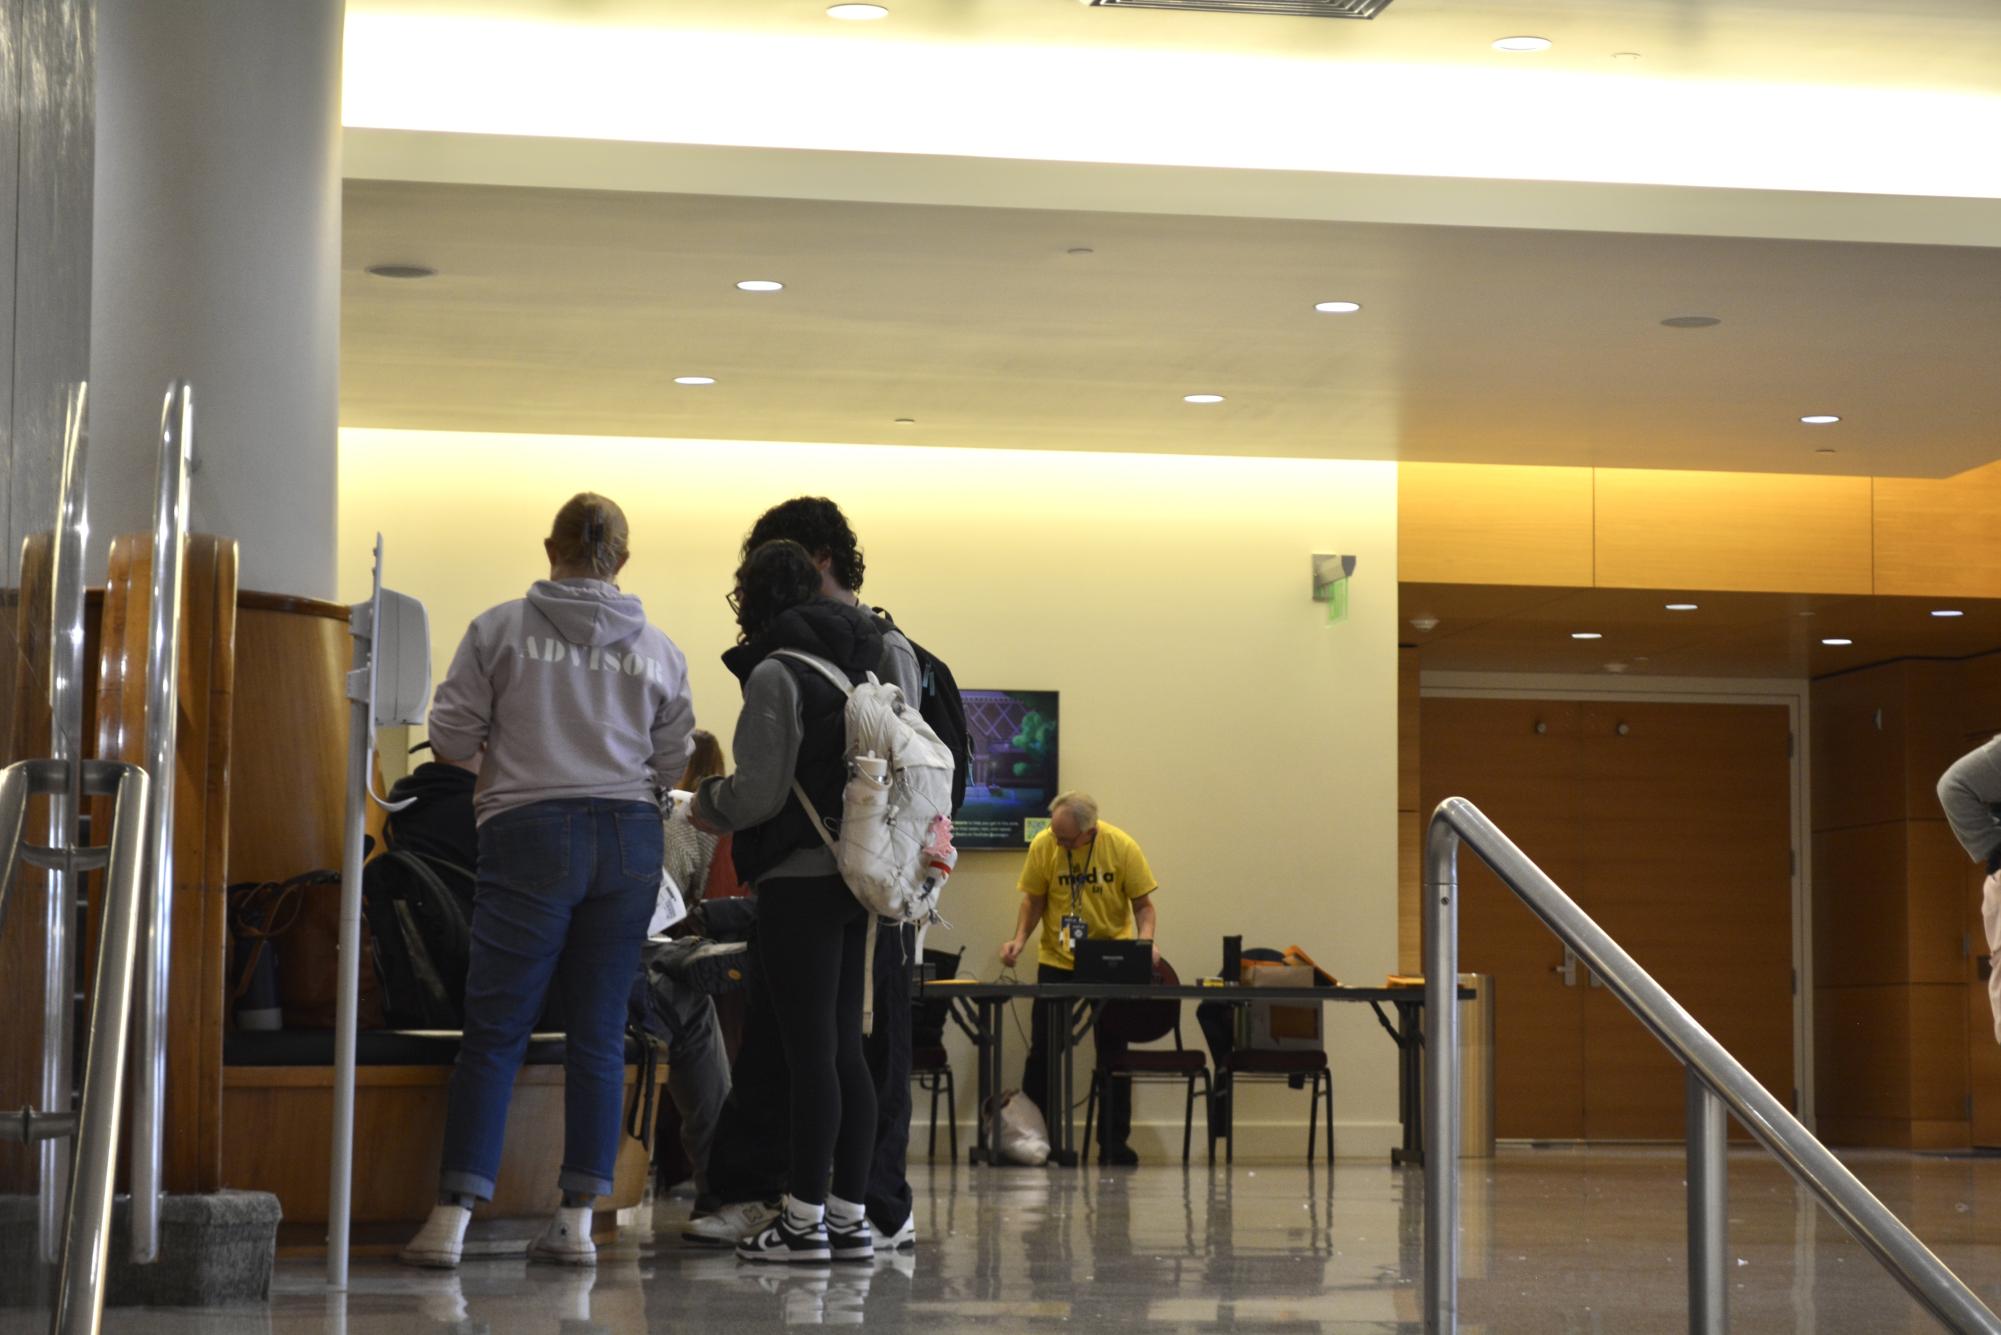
[
  {"x1": 974, "y1": 998, "x2": 1007, "y2": 1166},
  {"x1": 1391, "y1": 999, "x2": 1425, "y2": 1168},
  {"x1": 1048, "y1": 997, "x2": 1079, "y2": 1167}
]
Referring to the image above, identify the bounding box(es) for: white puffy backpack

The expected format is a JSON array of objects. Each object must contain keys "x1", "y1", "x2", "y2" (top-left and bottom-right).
[{"x1": 771, "y1": 650, "x2": 959, "y2": 1031}]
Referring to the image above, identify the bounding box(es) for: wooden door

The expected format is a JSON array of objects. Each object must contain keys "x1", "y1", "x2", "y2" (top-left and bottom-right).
[
  {"x1": 1422, "y1": 697, "x2": 1587, "y2": 1139},
  {"x1": 1575, "y1": 701, "x2": 1794, "y2": 1139},
  {"x1": 1423, "y1": 695, "x2": 1795, "y2": 1141}
]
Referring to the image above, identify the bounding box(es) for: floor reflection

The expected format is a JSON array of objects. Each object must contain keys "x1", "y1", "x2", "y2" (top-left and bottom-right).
[{"x1": 26, "y1": 1147, "x2": 2001, "y2": 1332}]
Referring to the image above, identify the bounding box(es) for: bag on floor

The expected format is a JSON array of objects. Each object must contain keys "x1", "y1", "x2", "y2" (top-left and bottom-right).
[{"x1": 994, "y1": 1089, "x2": 1051, "y2": 1167}]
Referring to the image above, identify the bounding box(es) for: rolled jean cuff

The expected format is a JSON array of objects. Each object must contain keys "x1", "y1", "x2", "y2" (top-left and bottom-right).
[
  {"x1": 439, "y1": 1168, "x2": 496, "y2": 1203},
  {"x1": 559, "y1": 1165, "x2": 615, "y2": 1198}
]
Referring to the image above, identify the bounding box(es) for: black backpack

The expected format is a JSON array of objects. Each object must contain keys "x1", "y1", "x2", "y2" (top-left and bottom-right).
[
  {"x1": 878, "y1": 610, "x2": 970, "y2": 814},
  {"x1": 364, "y1": 849, "x2": 475, "y2": 1028}
]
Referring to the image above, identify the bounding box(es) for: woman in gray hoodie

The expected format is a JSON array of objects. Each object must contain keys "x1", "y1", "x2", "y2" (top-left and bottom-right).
[{"x1": 401, "y1": 493, "x2": 696, "y2": 1269}]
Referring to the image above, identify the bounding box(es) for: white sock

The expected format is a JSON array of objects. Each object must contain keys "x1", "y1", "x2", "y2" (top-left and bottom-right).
[
  {"x1": 825, "y1": 1195, "x2": 865, "y2": 1229},
  {"x1": 783, "y1": 1194, "x2": 825, "y2": 1231}
]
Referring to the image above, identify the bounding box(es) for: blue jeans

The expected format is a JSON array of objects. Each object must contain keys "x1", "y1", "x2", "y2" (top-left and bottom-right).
[{"x1": 440, "y1": 798, "x2": 662, "y2": 1201}]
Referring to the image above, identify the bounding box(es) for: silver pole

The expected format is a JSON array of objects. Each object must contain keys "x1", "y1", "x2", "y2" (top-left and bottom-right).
[
  {"x1": 326, "y1": 618, "x2": 371, "y2": 1290},
  {"x1": 1687, "y1": 1069, "x2": 1728, "y2": 1334},
  {"x1": 131, "y1": 382, "x2": 193, "y2": 1264},
  {"x1": 40, "y1": 383, "x2": 89, "y2": 1265},
  {"x1": 52, "y1": 763, "x2": 152, "y2": 1335},
  {"x1": 1429, "y1": 797, "x2": 2000, "y2": 1334},
  {"x1": 1423, "y1": 812, "x2": 1461, "y2": 1333}
]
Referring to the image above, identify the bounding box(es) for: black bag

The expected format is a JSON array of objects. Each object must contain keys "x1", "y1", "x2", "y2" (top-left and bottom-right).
[
  {"x1": 363, "y1": 849, "x2": 475, "y2": 1028},
  {"x1": 879, "y1": 611, "x2": 970, "y2": 815}
]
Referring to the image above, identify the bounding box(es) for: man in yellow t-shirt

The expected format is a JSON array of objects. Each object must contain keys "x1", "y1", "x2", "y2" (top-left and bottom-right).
[{"x1": 1000, "y1": 791, "x2": 1160, "y2": 1165}]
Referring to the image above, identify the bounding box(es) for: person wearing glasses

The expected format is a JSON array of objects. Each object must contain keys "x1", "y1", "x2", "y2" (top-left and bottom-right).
[{"x1": 1001, "y1": 792, "x2": 1160, "y2": 1165}]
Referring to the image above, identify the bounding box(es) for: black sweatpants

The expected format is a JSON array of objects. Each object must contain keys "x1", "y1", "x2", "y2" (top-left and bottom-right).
[
  {"x1": 753, "y1": 874, "x2": 876, "y2": 1205},
  {"x1": 707, "y1": 917, "x2": 916, "y2": 1230},
  {"x1": 1021, "y1": 962, "x2": 1132, "y2": 1149}
]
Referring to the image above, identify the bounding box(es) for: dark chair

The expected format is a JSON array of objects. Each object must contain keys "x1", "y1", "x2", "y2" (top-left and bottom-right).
[
  {"x1": 1214, "y1": 1046, "x2": 1333, "y2": 1165},
  {"x1": 911, "y1": 946, "x2": 964, "y2": 1161},
  {"x1": 1082, "y1": 957, "x2": 1213, "y2": 1164}
]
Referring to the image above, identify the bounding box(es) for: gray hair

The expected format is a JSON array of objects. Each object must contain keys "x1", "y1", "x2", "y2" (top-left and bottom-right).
[{"x1": 1049, "y1": 791, "x2": 1099, "y2": 830}]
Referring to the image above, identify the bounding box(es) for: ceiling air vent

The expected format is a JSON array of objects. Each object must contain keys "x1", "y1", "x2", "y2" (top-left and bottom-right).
[{"x1": 1080, "y1": 0, "x2": 1394, "y2": 16}]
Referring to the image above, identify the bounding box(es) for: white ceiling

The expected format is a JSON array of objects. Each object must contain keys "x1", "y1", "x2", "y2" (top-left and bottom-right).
[
  {"x1": 348, "y1": 0, "x2": 2001, "y2": 95},
  {"x1": 343, "y1": 180, "x2": 2001, "y2": 475}
]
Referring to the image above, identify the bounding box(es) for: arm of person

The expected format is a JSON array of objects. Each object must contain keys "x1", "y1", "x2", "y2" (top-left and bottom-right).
[
  {"x1": 1939, "y1": 736, "x2": 2001, "y2": 865},
  {"x1": 1132, "y1": 892, "x2": 1159, "y2": 965},
  {"x1": 1001, "y1": 892, "x2": 1046, "y2": 970},
  {"x1": 692, "y1": 661, "x2": 802, "y2": 835},
  {"x1": 425, "y1": 624, "x2": 492, "y2": 764},
  {"x1": 648, "y1": 655, "x2": 698, "y2": 792},
  {"x1": 880, "y1": 629, "x2": 923, "y2": 704}
]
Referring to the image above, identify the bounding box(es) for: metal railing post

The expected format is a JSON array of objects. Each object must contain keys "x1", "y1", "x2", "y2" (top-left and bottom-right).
[
  {"x1": 51, "y1": 762, "x2": 152, "y2": 1335},
  {"x1": 131, "y1": 381, "x2": 192, "y2": 1264},
  {"x1": 1424, "y1": 796, "x2": 2001, "y2": 1334},
  {"x1": 39, "y1": 383, "x2": 89, "y2": 1264},
  {"x1": 1423, "y1": 813, "x2": 1461, "y2": 1334},
  {"x1": 1687, "y1": 1069, "x2": 1728, "y2": 1334}
]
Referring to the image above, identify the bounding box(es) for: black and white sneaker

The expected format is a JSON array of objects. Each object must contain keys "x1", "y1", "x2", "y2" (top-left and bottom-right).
[
  {"x1": 827, "y1": 1215, "x2": 875, "y2": 1264},
  {"x1": 736, "y1": 1213, "x2": 832, "y2": 1264}
]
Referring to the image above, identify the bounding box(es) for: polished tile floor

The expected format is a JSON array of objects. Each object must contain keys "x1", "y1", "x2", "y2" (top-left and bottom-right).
[{"x1": 9, "y1": 1147, "x2": 2001, "y2": 1332}]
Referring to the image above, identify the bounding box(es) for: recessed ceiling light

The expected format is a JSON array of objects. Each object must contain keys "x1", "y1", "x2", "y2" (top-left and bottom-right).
[
  {"x1": 827, "y1": 4, "x2": 889, "y2": 19},
  {"x1": 1665, "y1": 602, "x2": 1698, "y2": 612},
  {"x1": 1800, "y1": 414, "x2": 1840, "y2": 425},
  {"x1": 1067, "y1": 247, "x2": 1095, "y2": 256},
  {"x1": 1493, "y1": 35, "x2": 1552, "y2": 52},
  {"x1": 1932, "y1": 609, "x2": 1965, "y2": 618},
  {"x1": 736, "y1": 280, "x2": 784, "y2": 292},
  {"x1": 366, "y1": 263, "x2": 435, "y2": 280},
  {"x1": 1612, "y1": 51, "x2": 1642, "y2": 61},
  {"x1": 1815, "y1": 447, "x2": 1838, "y2": 455},
  {"x1": 673, "y1": 376, "x2": 716, "y2": 386},
  {"x1": 1820, "y1": 637, "x2": 1853, "y2": 647},
  {"x1": 893, "y1": 417, "x2": 916, "y2": 425},
  {"x1": 1571, "y1": 631, "x2": 1602, "y2": 640},
  {"x1": 1660, "y1": 316, "x2": 1720, "y2": 328},
  {"x1": 1183, "y1": 394, "x2": 1225, "y2": 404},
  {"x1": 1314, "y1": 300, "x2": 1362, "y2": 314}
]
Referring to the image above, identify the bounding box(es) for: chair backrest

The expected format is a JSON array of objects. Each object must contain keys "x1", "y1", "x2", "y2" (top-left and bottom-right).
[{"x1": 1095, "y1": 955, "x2": 1182, "y2": 1045}]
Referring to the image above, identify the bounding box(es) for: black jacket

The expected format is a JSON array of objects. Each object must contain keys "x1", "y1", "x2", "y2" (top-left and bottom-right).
[{"x1": 716, "y1": 598, "x2": 884, "y2": 885}]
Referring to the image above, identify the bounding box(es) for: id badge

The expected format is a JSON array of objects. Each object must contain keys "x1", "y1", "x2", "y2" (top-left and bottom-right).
[{"x1": 1061, "y1": 915, "x2": 1087, "y2": 951}]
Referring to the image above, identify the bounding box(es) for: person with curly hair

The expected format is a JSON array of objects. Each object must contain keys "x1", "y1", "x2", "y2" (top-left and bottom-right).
[{"x1": 691, "y1": 539, "x2": 885, "y2": 1263}]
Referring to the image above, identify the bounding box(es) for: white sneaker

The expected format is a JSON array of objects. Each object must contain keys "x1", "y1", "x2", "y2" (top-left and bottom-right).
[
  {"x1": 399, "y1": 1204, "x2": 471, "y2": 1269},
  {"x1": 682, "y1": 1199, "x2": 779, "y2": 1248},
  {"x1": 868, "y1": 1214, "x2": 916, "y2": 1254},
  {"x1": 528, "y1": 1206, "x2": 597, "y2": 1266}
]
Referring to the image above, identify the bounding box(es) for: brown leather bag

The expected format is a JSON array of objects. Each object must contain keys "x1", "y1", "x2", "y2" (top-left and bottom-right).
[{"x1": 231, "y1": 871, "x2": 384, "y2": 1030}]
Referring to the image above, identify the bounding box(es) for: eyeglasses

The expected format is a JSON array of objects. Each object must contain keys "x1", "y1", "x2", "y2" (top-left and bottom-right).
[{"x1": 725, "y1": 589, "x2": 742, "y2": 617}]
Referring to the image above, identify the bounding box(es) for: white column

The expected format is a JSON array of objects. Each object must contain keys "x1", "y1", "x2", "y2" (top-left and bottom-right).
[{"x1": 88, "y1": 0, "x2": 343, "y2": 598}]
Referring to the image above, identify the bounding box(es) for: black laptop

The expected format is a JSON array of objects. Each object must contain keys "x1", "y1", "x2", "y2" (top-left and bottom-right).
[{"x1": 1074, "y1": 938, "x2": 1154, "y2": 985}]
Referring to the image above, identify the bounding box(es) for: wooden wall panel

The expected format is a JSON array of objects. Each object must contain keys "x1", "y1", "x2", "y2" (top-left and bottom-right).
[
  {"x1": 1909, "y1": 984, "x2": 1969, "y2": 1127},
  {"x1": 1593, "y1": 469, "x2": 1872, "y2": 594},
  {"x1": 1398, "y1": 462, "x2": 1594, "y2": 587},
  {"x1": 1397, "y1": 647, "x2": 1421, "y2": 975},
  {"x1": 1812, "y1": 824, "x2": 1910, "y2": 988},
  {"x1": 1908, "y1": 821, "x2": 1971, "y2": 985},
  {"x1": 1816, "y1": 985, "x2": 1915, "y2": 1125},
  {"x1": 94, "y1": 534, "x2": 240, "y2": 1193},
  {"x1": 1874, "y1": 461, "x2": 2001, "y2": 599},
  {"x1": 1397, "y1": 647, "x2": 1420, "y2": 812},
  {"x1": 1812, "y1": 662, "x2": 1913, "y2": 832}
]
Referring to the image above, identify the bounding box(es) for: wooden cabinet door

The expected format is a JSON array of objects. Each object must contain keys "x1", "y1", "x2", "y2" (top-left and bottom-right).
[
  {"x1": 1576, "y1": 701, "x2": 1795, "y2": 1140},
  {"x1": 1422, "y1": 697, "x2": 1587, "y2": 1139}
]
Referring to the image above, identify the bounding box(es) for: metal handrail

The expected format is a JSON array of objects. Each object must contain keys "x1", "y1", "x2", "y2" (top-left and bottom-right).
[
  {"x1": 38, "y1": 384, "x2": 90, "y2": 1264},
  {"x1": 131, "y1": 381, "x2": 193, "y2": 1263},
  {"x1": 0, "y1": 759, "x2": 151, "y2": 1335},
  {"x1": 1423, "y1": 796, "x2": 2001, "y2": 1335}
]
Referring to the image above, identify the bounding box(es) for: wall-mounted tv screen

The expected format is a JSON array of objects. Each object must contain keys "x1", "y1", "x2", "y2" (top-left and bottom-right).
[{"x1": 955, "y1": 688, "x2": 1059, "y2": 850}]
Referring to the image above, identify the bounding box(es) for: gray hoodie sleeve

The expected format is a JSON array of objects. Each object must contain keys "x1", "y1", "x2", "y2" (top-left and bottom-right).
[
  {"x1": 1939, "y1": 736, "x2": 2001, "y2": 865},
  {"x1": 879, "y1": 629, "x2": 922, "y2": 704},
  {"x1": 427, "y1": 623, "x2": 492, "y2": 763},
  {"x1": 649, "y1": 659, "x2": 697, "y2": 788},
  {"x1": 694, "y1": 660, "x2": 804, "y2": 834}
]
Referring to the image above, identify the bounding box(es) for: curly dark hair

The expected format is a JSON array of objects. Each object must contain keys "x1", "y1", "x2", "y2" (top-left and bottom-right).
[
  {"x1": 731, "y1": 539, "x2": 823, "y2": 642},
  {"x1": 742, "y1": 497, "x2": 864, "y2": 594}
]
